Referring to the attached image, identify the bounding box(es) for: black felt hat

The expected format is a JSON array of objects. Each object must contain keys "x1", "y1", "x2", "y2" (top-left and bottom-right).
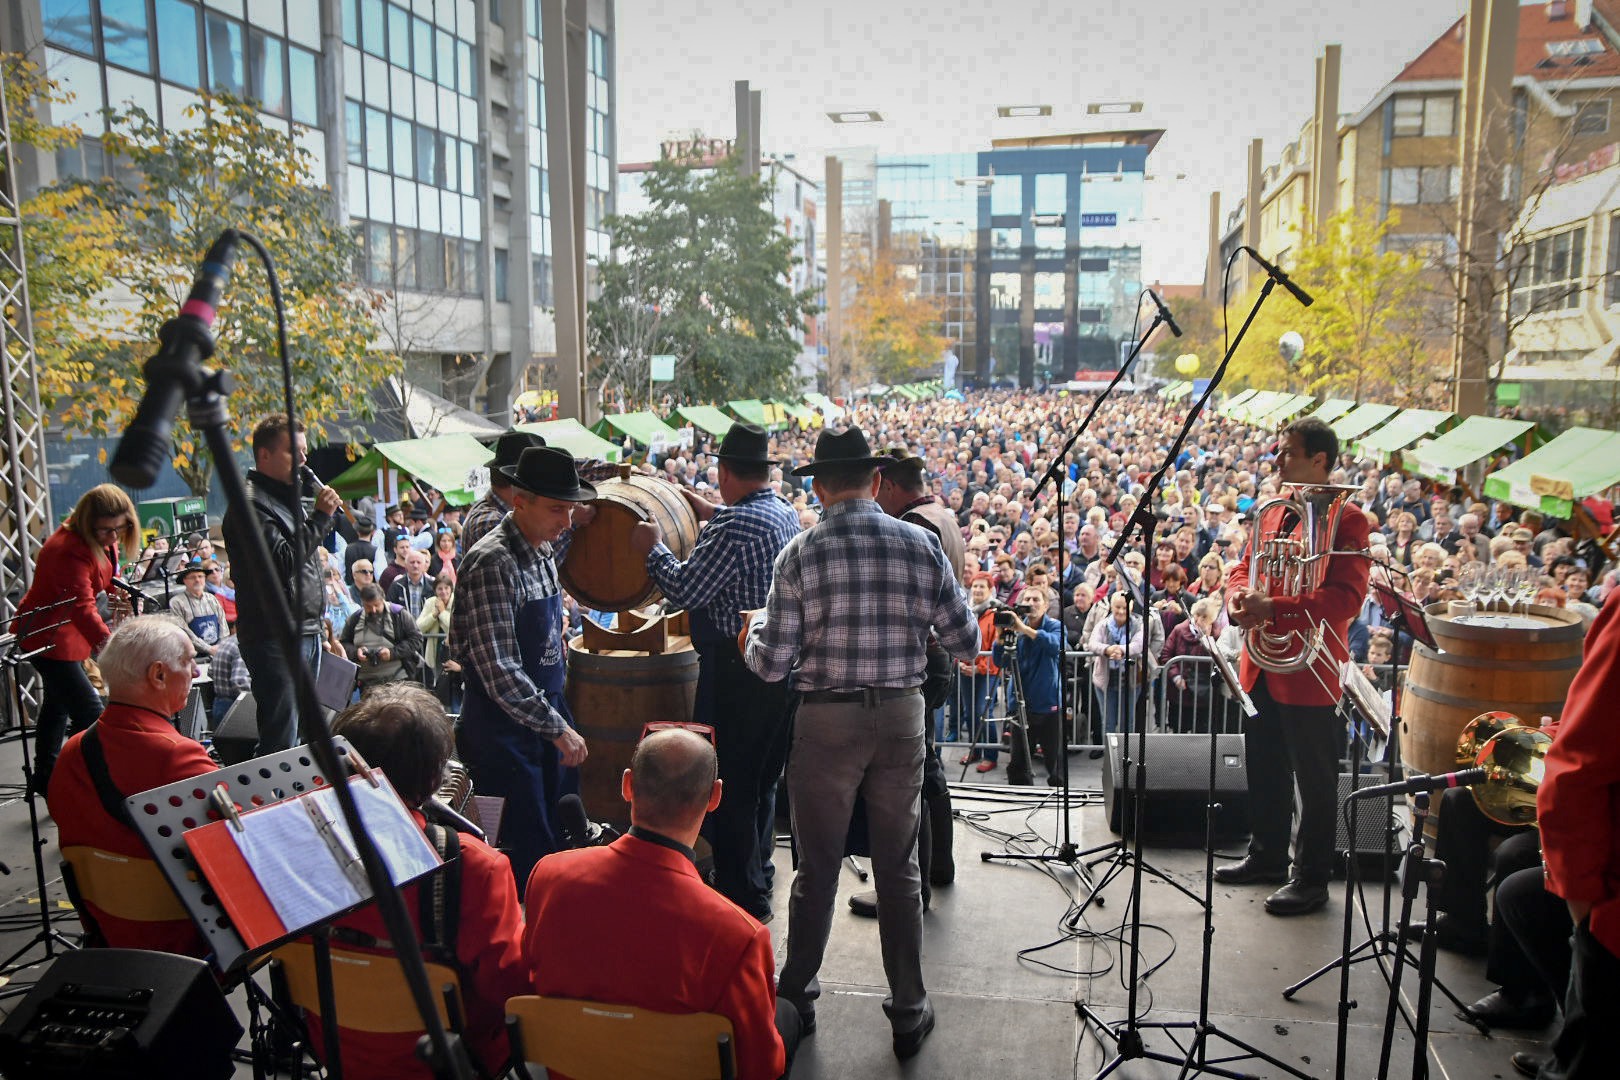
[
  {"x1": 715, "y1": 423, "x2": 778, "y2": 465},
  {"x1": 497, "y1": 446, "x2": 597, "y2": 502},
  {"x1": 174, "y1": 558, "x2": 208, "y2": 583},
  {"x1": 790, "y1": 426, "x2": 889, "y2": 477},
  {"x1": 492, "y1": 431, "x2": 546, "y2": 471}
]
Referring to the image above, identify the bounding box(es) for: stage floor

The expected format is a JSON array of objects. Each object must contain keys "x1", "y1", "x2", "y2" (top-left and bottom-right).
[{"x1": 0, "y1": 735, "x2": 1552, "y2": 1079}]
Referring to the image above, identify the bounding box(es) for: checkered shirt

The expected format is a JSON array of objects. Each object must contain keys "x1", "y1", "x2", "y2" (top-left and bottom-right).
[
  {"x1": 460, "y1": 489, "x2": 575, "y2": 566},
  {"x1": 647, "y1": 488, "x2": 800, "y2": 642},
  {"x1": 744, "y1": 498, "x2": 980, "y2": 691},
  {"x1": 450, "y1": 516, "x2": 567, "y2": 736}
]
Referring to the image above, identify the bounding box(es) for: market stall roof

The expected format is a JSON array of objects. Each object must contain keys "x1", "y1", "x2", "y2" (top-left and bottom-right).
[
  {"x1": 388, "y1": 376, "x2": 504, "y2": 438},
  {"x1": 1234, "y1": 390, "x2": 1287, "y2": 422},
  {"x1": 513, "y1": 418, "x2": 621, "y2": 462},
  {"x1": 1217, "y1": 388, "x2": 1260, "y2": 417},
  {"x1": 1483, "y1": 426, "x2": 1620, "y2": 519},
  {"x1": 1356, "y1": 408, "x2": 1454, "y2": 456},
  {"x1": 772, "y1": 398, "x2": 819, "y2": 425},
  {"x1": 804, "y1": 392, "x2": 845, "y2": 420},
  {"x1": 1410, "y1": 416, "x2": 1538, "y2": 481},
  {"x1": 591, "y1": 411, "x2": 681, "y2": 448},
  {"x1": 1331, "y1": 402, "x2": 1402, "y2": 443},
  {"x1": 1304, "y1": 398, "x2": 1356, "y2": 426},
  {"x1": 1167, "y1": 381, "x2": 1196, "y2": 400},
  {"x1": 670, "y1": 405, "x2": 734, "y2": 438},
  {"x1": 327, "y1": 434, "x2": 493, "y2": 506},
  {"x1": 1255, "y1": 392, "x2": 1317, "y2": 426},
  {"x1": 725, "y1": 398, "x2": 786, "y2": 432},
  {"x1": 1158, "y1": 380, "x2": 1189, "y2": 399}
]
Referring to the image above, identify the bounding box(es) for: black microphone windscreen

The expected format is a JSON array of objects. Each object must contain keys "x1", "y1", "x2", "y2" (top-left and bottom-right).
[{"x1": 557, "y1": 793, "x2": 590, "y2": 849}]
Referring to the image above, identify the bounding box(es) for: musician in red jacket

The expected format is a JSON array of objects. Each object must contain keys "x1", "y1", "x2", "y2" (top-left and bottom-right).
[
  {"x1": 524, "y1": 728, "x2": 798, "y2": 1080},
  {"x1": 48, "y1": 616, "x2": 215, "y2": 956},
  {"x1": 1219, "y1": 418, "x2": 1371, "y2": 916},
  {"x1": 13, "y1": 484, "x2": 139, "y2": 795},
  {"x1": 1536, "y1": 596, "x2": 1620, "y2": 1079}
]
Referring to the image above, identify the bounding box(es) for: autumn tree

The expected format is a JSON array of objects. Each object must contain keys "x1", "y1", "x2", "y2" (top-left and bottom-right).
[
  {"x1": 18, "y1": 80, "x2": 391, "y2": 494},
  {"x1": 588, "y1": 152, "x2": 819, "y2": 407},
  {"x1": 841, "y1": 252, "x2": 948, "y2": 386}
]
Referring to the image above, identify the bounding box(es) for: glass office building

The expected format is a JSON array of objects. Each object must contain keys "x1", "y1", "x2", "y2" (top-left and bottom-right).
[{"x1": 8, "y1": 0, "x2": 616, "y2": 415}]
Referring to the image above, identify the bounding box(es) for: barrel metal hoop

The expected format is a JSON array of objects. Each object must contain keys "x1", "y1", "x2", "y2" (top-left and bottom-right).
[
  {"x1": 1411, "y1": 646, "x2": 1582, "y2": 672},
  {"x1": 1403, "y1": 681, "x2": 1569, "y2": 714}
]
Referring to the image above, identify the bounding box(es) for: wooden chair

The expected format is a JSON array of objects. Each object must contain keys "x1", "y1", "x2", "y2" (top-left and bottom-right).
[
  {"x1": 504, "y1": 994, "x2": 736, "y2": 1080},
  {"x1": 271, "y1": 939, "x2": 465, "y2": 1075},
  {"x1": 59, "y1": 845, "x2": 189, "y2": 944}
]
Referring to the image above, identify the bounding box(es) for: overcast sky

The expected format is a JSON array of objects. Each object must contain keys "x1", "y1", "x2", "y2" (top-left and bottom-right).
[{"x1": 614, "y1": 0, "x2": 1469, "y2": 284}]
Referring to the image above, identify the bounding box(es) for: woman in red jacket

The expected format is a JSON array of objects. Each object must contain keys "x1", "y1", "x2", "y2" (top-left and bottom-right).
[{"x1": 11, "y1": 484, "x2": 138, "y2": 794}]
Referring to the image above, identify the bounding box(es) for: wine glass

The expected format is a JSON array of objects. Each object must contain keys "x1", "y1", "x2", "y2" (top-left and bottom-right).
[
  {"x1": 1482, "y1": 566, "x2": 1506, "y2": 612},
  {"x1": 1516, "y1": 569, "x2": 1541, "y2": 616},
  {"x1": 1457, "y1": 563, "x2": 1482, "y2": 606}
]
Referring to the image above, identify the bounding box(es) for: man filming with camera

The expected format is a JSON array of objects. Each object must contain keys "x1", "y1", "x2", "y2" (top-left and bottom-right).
[{"x1": 991, "y1": 587, "x2": 1065, "y2": 786}]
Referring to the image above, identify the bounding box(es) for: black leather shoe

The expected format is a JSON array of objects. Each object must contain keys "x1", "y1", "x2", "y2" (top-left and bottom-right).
[
  {"x1": 1213, "y1": 856, "x2": 1290, "y2": 885},
  {"x1": 1264, "y1": 880, "x2": 1330, "y2": 916},
  {"x1": 798, "y1": 1010, "x2": 816, "y2": 1037},
  {"x1": 1403, "y1": 912, "x2": 1487, "y2": 956},
  {"x1": 848, "y1": 884, "x2": 930, "y2": 918},
  {"x1": 1511, "y1": 1051, "x2": 1545, "y2": 1078},
  {"x1": 1462, "y1": 989, "x2": 1556, "y2": 1030},
  {"x1": 892, "y1": 1002, "x2": 936, "y2": 1060}
]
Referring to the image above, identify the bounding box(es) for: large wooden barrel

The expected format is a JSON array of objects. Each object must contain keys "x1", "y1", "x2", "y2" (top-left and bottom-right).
[
  {"x1": 565, "y1": 637, "x2": 699, "y2": 831},
  {"x1": 1400, "y1": 604, "x2": 1584, "y2": 782},
  {"x1": 561, "y1": 475, "x2": 700, "y2": 612}
]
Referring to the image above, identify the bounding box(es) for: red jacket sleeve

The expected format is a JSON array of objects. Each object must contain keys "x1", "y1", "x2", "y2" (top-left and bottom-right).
[
  {"x1": 711, "y1": 924, "x2": 786, "y2": 1080},
  {"x1": 454, "y1": 839, "x2": 532, "y2": 1074},
  {"x1": 1539, "y1": 599, "x2": 1620, "y2": 911}
]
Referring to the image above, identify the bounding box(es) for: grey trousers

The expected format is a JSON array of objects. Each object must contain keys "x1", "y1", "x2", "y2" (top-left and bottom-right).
[{"x1": 777, "y1": 694, "x2": 929, "y2": 1033}]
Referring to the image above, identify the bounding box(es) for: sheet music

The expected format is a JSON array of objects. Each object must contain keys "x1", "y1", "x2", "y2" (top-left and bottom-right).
[
  {"x1": 306, "y1": 775, "x2": 441, "y2": 887},
  {"x1": 229, "y1": 799, "x2": 365, "y2": 932}
]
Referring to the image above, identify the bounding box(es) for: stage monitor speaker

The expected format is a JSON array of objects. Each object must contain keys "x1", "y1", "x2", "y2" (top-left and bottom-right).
[
  {"x1": 0, "y1": 948, "x2": 241, "y2": 1079},
  {"x1": 1102, "y1": 733, "x2": 1249, "y2": 844},
  {"x1": 211, "y1": 691, "x2": 257, "y2": 765},
  {"x1": 173, "y1": 685, "x2": 207, "y2": 744},
  {"x1": 1336, "y1": 772, "x2": 1407, "y2": 870}
]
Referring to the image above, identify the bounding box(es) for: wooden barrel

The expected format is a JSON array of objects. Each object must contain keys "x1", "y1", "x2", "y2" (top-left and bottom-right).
[
  {"x1": 561, "y1": 475, "x2": 700, "y2": 612},
  {"x1": 1400, "y1": 603, "x2": 1584, "y2": 782},
  {"x1": 565, "y1": 637, "x2": 699, "y2": 831}
]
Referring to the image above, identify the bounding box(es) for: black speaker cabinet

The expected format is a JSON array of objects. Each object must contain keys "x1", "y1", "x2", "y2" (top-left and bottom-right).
[
  {"x1": 1102, "y1": 733, "x2": 1249, "y2": 843},
  {"x1": 211, "y1": 691, "x2": 258, "y2": 765},
  {"x1": 0, "y1": 949, "x2": 241, "y2": 1079},
  {"x1": 1337, "y1": 772, "x2": 1407, "y2": 867}
]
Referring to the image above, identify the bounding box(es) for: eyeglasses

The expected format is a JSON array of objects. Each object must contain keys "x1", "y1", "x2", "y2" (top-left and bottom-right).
[{"x1": 92, "y1": 523, "x2": 129, "y2": 538}]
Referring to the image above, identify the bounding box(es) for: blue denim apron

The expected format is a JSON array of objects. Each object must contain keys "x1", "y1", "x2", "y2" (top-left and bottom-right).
[{"x1": 458, "y1": 590, "x2": 578, "y2": 888}]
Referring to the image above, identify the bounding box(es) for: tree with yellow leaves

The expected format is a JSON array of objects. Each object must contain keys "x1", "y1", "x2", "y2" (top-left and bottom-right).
[
  {"x1": 841, "y1": 252, "x2": 949, "y2": 387},
  {"x1": 12, "y1": 62, "x2": 391, "y2": 494}
]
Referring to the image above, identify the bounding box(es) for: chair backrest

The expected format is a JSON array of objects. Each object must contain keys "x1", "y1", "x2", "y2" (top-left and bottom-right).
[
  {"x1": 505, "y1": 994, "x2": 736, "y2": 1080},
  {"x1": 60, "y1": 846, "x2": 189, "y2": 924},
  {"x1": 273, "y1": 940, "x2": 462, "y2": 1035}
]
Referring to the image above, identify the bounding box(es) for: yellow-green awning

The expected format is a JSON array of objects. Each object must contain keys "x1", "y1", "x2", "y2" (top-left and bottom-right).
[
  {"x1": 725, "y1": 399, "x2": 786, "y2": 432},
  {"x1": 1305, "y1": 398, "x2": 1355, "y2": 425},
  {"x1": 1255, "y1": 393, "x2": 1316, "y2": 426},
  {"x1": 1356, "y1": 408, "x2": 1454, "y2": 457},
  {"x1": 1411, "y1": 416, "x2": 1538, "y2": 482},
  {"x1": 804, "y1": 393, "x2": 845, "y2": 421},
  {"x1": 514, "y1": 418, "x2": 622, "y2": 462},
  {"x1": 327, "y1": 434, "x2": 493, "y2": 506},
  {"x1": 1235, "y1": 390, "x2": 1286, "y2": 422},
  {"x1": 670, "y1": 405, "x2": 734, "y2": 438},
  {"x1": 1483, "y1": 427, "x2": 1620, "y2": 518},
  {"x1": 1331, "y1": 403, "x2": 1401, "y2": 443},
  {"x1": 1219, "y1": 388, "x2": 1260, "y2": 417},
  {"x1": 592, "y1": 411, "x2": 681, "y2": 448}
]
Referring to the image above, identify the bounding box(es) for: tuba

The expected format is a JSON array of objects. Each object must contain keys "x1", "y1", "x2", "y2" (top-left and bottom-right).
[
  {"x1": 1456, "y1": 711, "x2": 1550, "y2": 828},
  {"x1": 1244, "y1": 483, "x2": 1360, "y2": 673}
]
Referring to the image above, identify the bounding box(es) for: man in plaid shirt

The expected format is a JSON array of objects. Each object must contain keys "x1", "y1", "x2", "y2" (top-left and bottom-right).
[
  {"x1": 630, "y1": 423, "x2": 800, "y2": 920},
  {"x1": 743, "y1": 427, "x2": 979, "y2": 1062}
]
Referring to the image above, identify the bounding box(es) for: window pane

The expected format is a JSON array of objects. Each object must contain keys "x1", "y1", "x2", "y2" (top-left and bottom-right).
[
  {"x1": 990, "y1": 272, "x2": 1022, "y2": 310},
  {"x1": 392, "y1": 116, "x2": 414, "y2": 177},
  {"x1": 42, "y1": 0, "x2": 94, "y2": 54},
  {"x1": 1387, "y1": 167, "x2": 1419, "y2": 205},
  {"x1": 1392, "y1": 97, "x2": 1423, "y2": 136},
  {"x1": 366, "y1": 222, "x2": 390, "y2": 284},
  {"x1": 249, "y1": 30, "x2": 287, "y2": 115},
  {"x1": 991, "y1": 227, "x2": 1020, "y2": 254},
  {"x1": 412, "y1": 16, "x2": 433, "y2": 77},
  {"x1": 418, "y1": 180, "x2": 440, "y2": 231},
  {"x1": 416, "y1": 123, "x2": 440, "y2": 185},
  {"x1": 1033, "y1": 272, "x2": 1064, "y2": 309},
  {"x1": 347, "y1": 163, "x2": 367, "y2": 217},
  {"x1": 1034, "y1": 226, "x2": 1065, "y2": 252},
  {"x1": 343, "y1": 0, "x2": 360, "y2": 46},
  {"x1": 364, "y1": 107, "x2": 387, "y2": 168},
  {"x1": 1571, "y1": 227, "x2": 1587, "y2": 283},
  {"x1": 990, "y1": 176, "x2": 1021, "y2": 216},
  {"x1": 1423, "y1": 96, "x2": 1455, "y2": 138},
  {"x1": 494, "y1": 248, "x2": 509, "y2": 302},
  {"x1": 102, "y1": 0, "x2": 153, "y2": 73},
  {"x1": 362, "y1": 0, "x2": 385, "y2": 55},
  {"x1": 45, "y1": 47, "x2": 104, "y2": 132},
  {"x1": 458, "y1": 41, "x2": 475, "y2": 95},
  {"x1": 460, "y1": 141, "x2": 476, "y2": 195},
  {"x1": 105, "y1": 67, "x2": 158, "y2": 119},
  {"x1": 391, "y1": 66, "x2": 413, "y2": 116},
  {"x1": 289, "y1": 47, "x2": 319, "y2": 126},
  {"x1": 345, "y1": 100, "x2": 364, "y2": 163},
  {"x1": 1418, "y1": 166, "x2": 1449, "y2": 204},
  {"x1": 392, "y1": 226, "x2": 417, "y2": 287},
  {"x1": 394, "y1": 177, "x2": 417, "y2": 227},
  {"x1": 388, "y1": 4, "x2": 410, "y2": 64},
  {"x1": 155, "y1": 0, "x2": 201, "y2": 87},
  {"x1": 437, "y1": 29, "x2": 455, "y2": 88},
  {"x1": 421, "y1": 233, "x2": 448, "y2": 291},
  {"x1": 286, "y1": 0, "x2": 321, "y2": 50},
  {"x1": 365, "y1": 53, "x2": 389, "y2": 105},
  {"x1": 205, "y1": 13, "x2": 245, "y2": 97},
  {"x1": 1034, "y1": 174, "x2": 1064, "y2": 215}
]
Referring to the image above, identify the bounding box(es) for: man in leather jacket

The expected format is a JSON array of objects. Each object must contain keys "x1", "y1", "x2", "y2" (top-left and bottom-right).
[{"x1": 221, "y1": 414, "x2": 341, "y2": 754}]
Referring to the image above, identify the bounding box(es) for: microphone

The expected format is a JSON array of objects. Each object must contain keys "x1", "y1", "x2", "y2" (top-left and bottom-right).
[
  {"x1": 1147, "y1": 289, "x2": 1183, "y2": 337},
  {"x1": 1241, "y1": 246, "x2": 1315, "y2": 308},
  {"x1": 557, "y1": 793, "x2": 591, "y2": 850},
  {"x1": 424, "y1": 797, "x2": 486, "y2": 841},
  {"x1": 110, "y1": 229, "x2": 241, "y2": 489},
  {"x1": 1347, "y1": 767, "x2": 1487, "y2": 802}
]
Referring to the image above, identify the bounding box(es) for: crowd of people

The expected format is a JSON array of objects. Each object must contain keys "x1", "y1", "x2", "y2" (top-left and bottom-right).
[{"x1": 9, "y1": 387, "x2": 1620, "y2": 1078}]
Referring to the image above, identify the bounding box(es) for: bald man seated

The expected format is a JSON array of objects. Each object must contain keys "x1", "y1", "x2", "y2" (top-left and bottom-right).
[{"x1": 523, "y1": 729, "x2": 801, "y2": 1079}]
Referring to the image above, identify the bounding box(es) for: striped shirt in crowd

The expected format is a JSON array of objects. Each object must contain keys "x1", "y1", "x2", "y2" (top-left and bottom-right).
[
  {"x1": 647, "y1": 488, "x2": 800, "y2": 642},
  {"x1": 744, "y1": 498, "x2": 980, "y2": 692}
]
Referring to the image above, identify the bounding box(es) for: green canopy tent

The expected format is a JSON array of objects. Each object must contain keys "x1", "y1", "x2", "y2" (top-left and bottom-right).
[
  {"x1": 591, "y1": 411, "x2": 682, "y2": 449},
  {"x1": 1304, "y1": 398, "x2": 1356, "y2": 426},
  {"x1": 513, "y1": 418, "x2": 622, "y2": 463},
  {"x1": 804, "y1": 392, "x2": 845, "y2": 421},
  {"x1": 327, "y1": 434, "x2": 493, "y2": 506},
  {"x1": 1218, "y1": 388, "x2": 1260, "y2": 418},
  {"x1": 1158, "y1": 380, "x2": 1188, "y2": 398},
  {"x1": 1331, "y1": 402, "x2": 1401, "y2": 444},
  {"x1": 670, "y1": 405, "x2": 734, "y2": 438},
  {"x1": 1234, "y1": 390, "x2": 1286, "y2": 423},
  {"x1": 1355, "y1": 408, "x2": 1454, "y2": 458},
  {"x1": 725, "y1": 399, "x2": 786, "y2": 432},
  {"x1": 772, "y1": 399, "x2": 818, "y2": 426},
  {"x1": 1411, "y1": 416, "x2": 1538, "y2": 483},
  {"x1": 1255, "y1": 392, "x2": 1317, "y2": 426},
  {"x1": 1166, "y1": 381, "x2": 1196, "y2": 400},
  {"x1": 1483, "y1": 427, "x2": 1620, "y2": 519}
]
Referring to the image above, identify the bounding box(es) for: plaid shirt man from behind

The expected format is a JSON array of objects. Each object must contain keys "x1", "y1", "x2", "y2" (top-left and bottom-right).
[{"x1": 742, "y1": 426, "x2": 979, "y2": 1061}]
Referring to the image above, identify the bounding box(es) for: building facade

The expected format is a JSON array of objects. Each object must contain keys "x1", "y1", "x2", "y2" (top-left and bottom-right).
[{"x1": 2, "y1": 0, "x2": 616, "y2": 421}]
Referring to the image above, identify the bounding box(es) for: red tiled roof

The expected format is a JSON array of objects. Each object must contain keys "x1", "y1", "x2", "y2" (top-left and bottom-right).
[{"x1": 1396, "y1": 5, "x2": 1620, "y2": 82}]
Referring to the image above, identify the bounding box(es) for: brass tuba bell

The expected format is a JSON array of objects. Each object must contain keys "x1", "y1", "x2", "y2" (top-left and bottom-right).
[
  {"x1": 1456, "y1": 711, "x2": 1551, "y2": 828},
  {"x1": 1244, "y1": 483, "x2": 1361, "y2": 673}
]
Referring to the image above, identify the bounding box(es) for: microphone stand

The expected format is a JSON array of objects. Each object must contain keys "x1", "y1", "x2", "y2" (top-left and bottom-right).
[
  {"x1": 111, "y1": 235, "x2": 473, "y2": 1079},
  {"x1": 1083, "y1": 255, "x2": 1307, "y2": 1079},
  {"x1": 984, "y1": 305, "x2": 1167, "y2": 876}
]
